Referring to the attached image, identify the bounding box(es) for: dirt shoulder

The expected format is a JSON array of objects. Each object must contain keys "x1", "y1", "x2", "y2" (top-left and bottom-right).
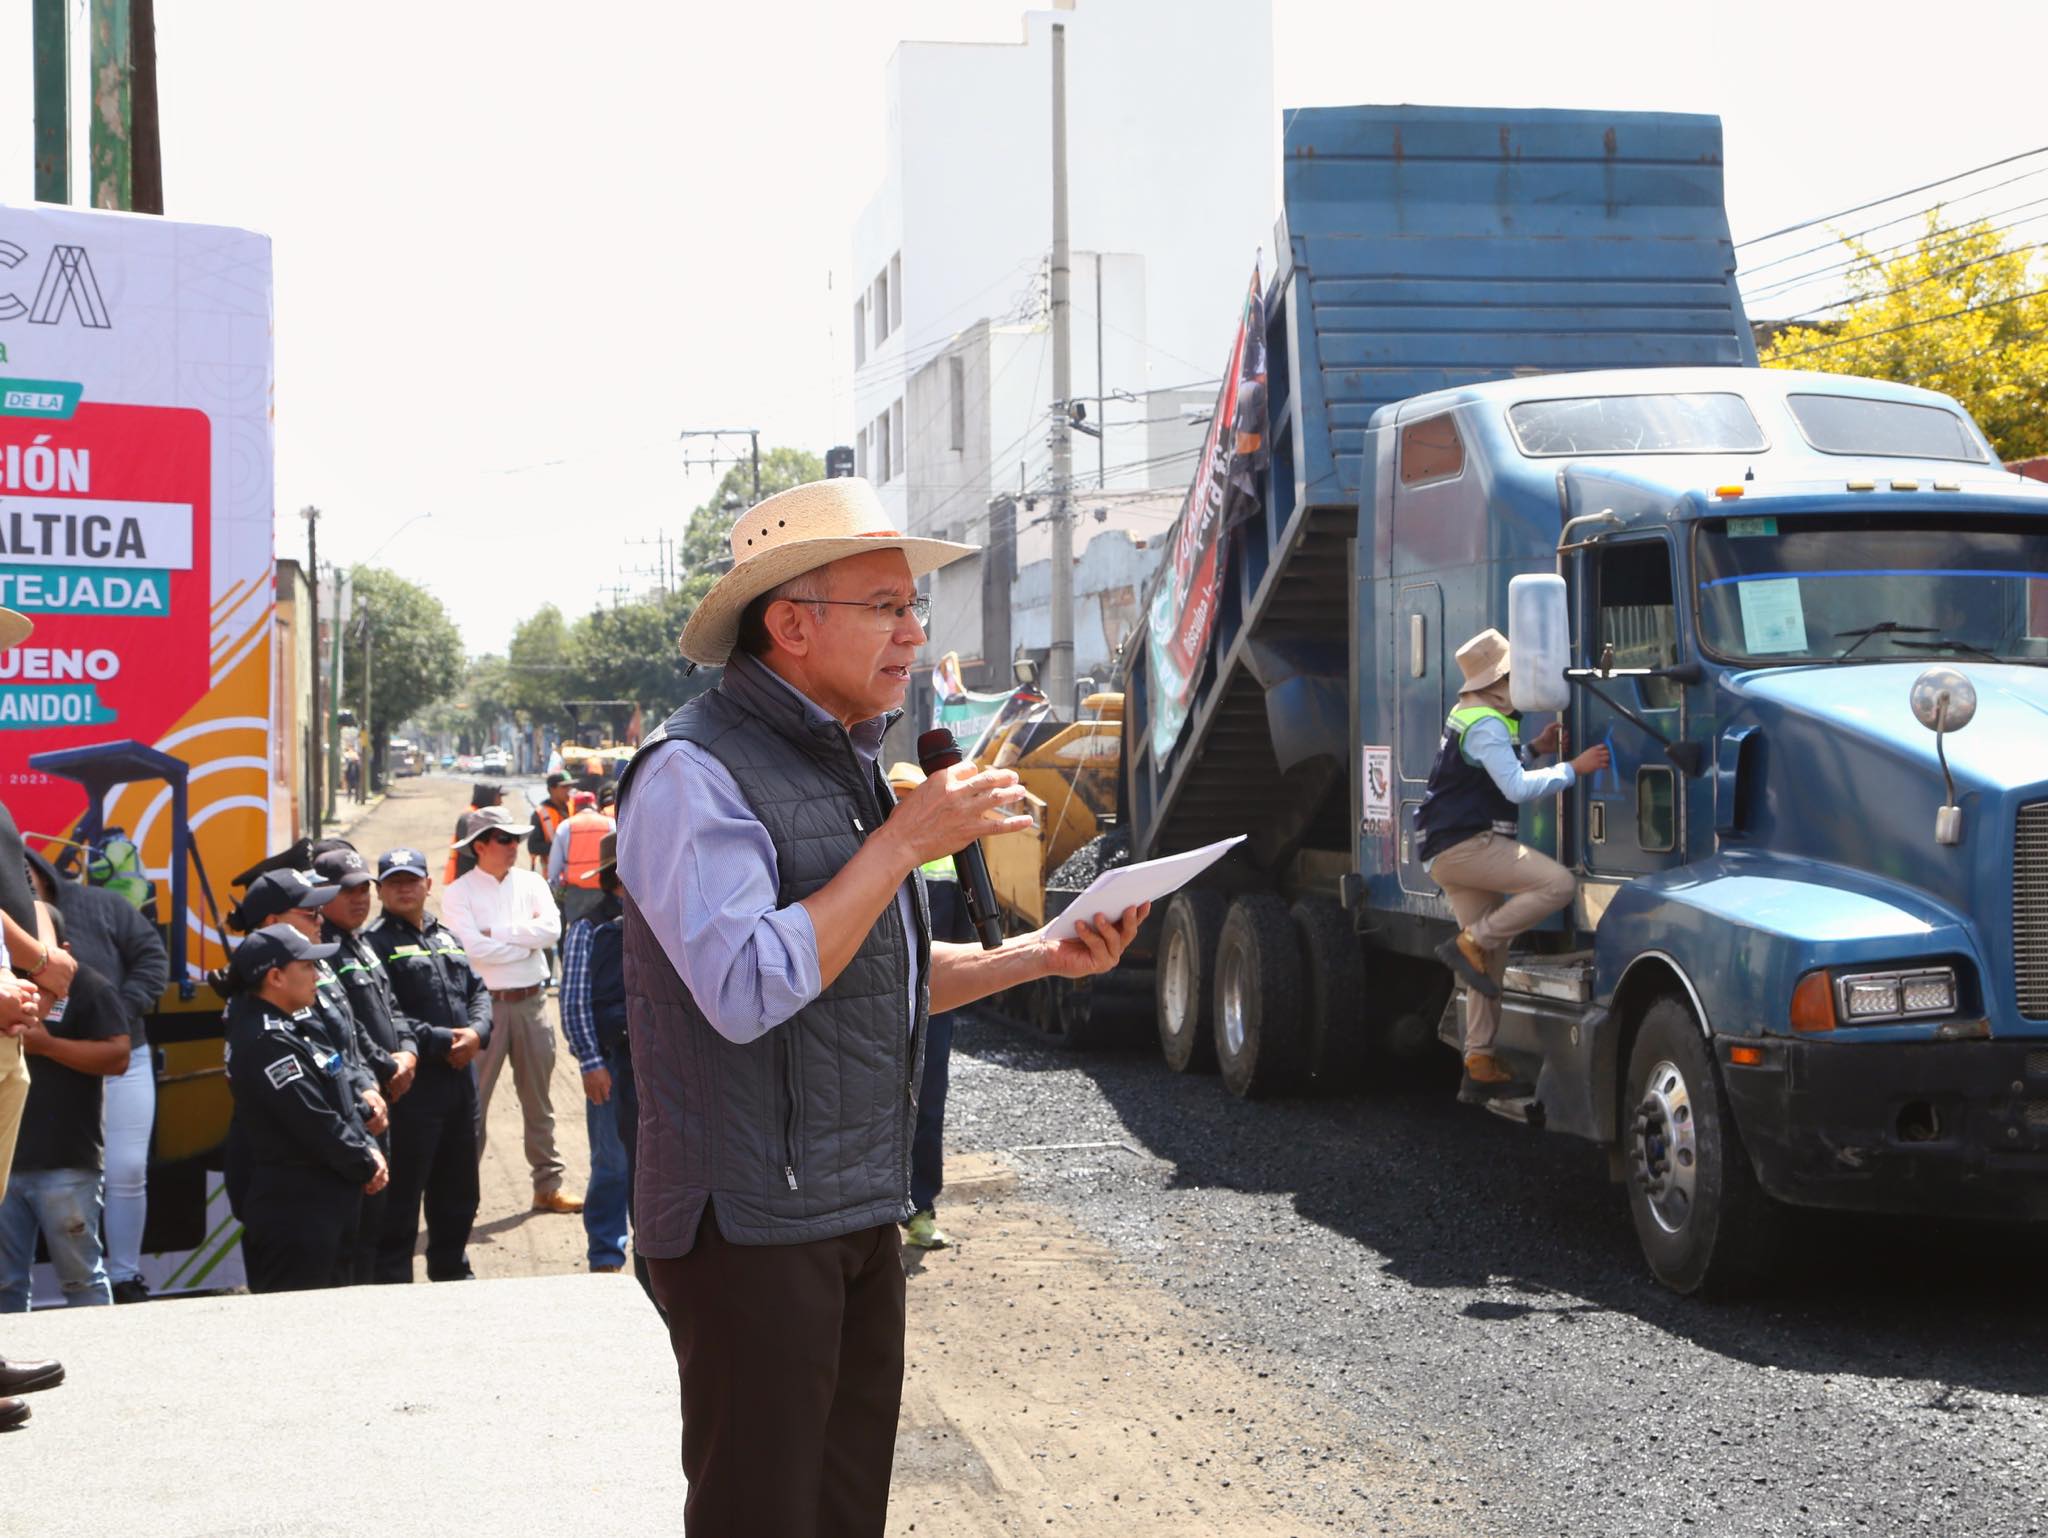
[{"x1": 891, "y1": 1156, "x2": 1450, "y2": 1537}]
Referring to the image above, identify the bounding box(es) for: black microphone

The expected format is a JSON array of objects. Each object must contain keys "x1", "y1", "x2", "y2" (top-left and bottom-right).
[{"x1": 916, "y1": 727, "x2": 1007, "y2": 950}]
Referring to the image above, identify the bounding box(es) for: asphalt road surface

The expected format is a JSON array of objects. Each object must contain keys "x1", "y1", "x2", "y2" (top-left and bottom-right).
[{"x1": 943, "y1": 1009, "x2": 2048, "y2": 1536}]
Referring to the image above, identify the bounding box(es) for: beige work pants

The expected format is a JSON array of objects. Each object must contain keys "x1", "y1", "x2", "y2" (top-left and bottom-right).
[
  {"x1": 0, "y1": 1034, "x2": 27, "y2": 1206},
  {"x1": 477, "y1": 990, "x2": 565, "y2": 1196},
  {"x1": 1428, "y1": 832, "x2": 1577, "y2": 1054}
]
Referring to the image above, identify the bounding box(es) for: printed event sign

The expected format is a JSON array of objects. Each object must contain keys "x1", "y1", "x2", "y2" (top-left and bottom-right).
[
  {"x1": 1144, "y1": 265, "x2": 1268, "y2": 760},
  {"x1": 2, "y1": 203, "x2": 274, "y2": 1295}
]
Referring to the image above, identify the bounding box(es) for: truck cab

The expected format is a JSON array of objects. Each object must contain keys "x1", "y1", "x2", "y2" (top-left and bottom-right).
[{"x1": 1358, "y1": 363, "x2": 2048, "y2": 1290}]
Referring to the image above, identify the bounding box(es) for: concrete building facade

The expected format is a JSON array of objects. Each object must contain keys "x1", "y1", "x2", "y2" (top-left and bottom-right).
[{"x1": 850, "y1": 0, "x2": 1275, "y2": 704}]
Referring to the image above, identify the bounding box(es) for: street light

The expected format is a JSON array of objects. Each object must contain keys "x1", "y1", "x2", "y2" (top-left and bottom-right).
[
  {"x1": 360, "y1": 510, "x2": 434, "y2": 567},
  {"x1": 332, "y1": 511, "x2": 431, "y2": 812}
]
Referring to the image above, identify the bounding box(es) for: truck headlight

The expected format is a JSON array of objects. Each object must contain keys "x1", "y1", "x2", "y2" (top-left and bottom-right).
[{"x1": 1834, "y1": 967, "x2": 1958, "y2": 1023}]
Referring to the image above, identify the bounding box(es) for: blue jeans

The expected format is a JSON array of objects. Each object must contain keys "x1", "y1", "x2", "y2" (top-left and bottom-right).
[
  {"x1": 911, "y1": 1011, "x2": 955, "y2": 1215},
  {"x1": 0, "y1": 1168, "x2": 112, "y2": 1312},
  {"x1": 582, "y1": 1080, "x2": 631, "y2": 1269}
]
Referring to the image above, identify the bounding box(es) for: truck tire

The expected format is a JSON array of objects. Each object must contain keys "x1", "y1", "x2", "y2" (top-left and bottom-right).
[
  {"x1": 1623, "y1": 996, "x2": 1784, "y2": 1296},
  {"x1": 1156, "y1": 889, "x2": 1225, "y2": 1073},
  {"x1": 1214, "y1": 894, "x2": 1308, "y2": 1099},
  {"x1": 1291, "y1": 898, "x2": 1369, "y2": 1089}
]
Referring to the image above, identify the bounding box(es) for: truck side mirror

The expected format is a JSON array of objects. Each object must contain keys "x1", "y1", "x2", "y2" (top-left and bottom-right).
[
  {"x1": 1507, "y1": 573, "x2": 1571, "y2": 713},
  {"x1": 1909, "y1": 666, "x2": 1975, "y2": 845}
]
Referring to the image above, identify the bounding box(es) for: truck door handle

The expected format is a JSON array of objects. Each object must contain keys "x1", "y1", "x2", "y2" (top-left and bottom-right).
[
  {"x1": 1589, "y1": 801, "x2": 1607, "y2": 844},
  {"x1": 1409, "y1": 614, "x2": 1426, "y2": 678}
]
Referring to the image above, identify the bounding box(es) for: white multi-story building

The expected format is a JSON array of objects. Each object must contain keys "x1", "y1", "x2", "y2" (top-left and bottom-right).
[{"x1": 849, "y1": 0, "x2": 1275, "y2": 695}]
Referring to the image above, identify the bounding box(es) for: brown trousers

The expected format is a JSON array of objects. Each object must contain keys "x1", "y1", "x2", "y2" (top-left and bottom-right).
[
  {"x1": 1428, "y1": 831, "x2": 1576, "y2": 1053},
  {"x1": 646, "y1": 1206, "x2": 906, "y2": 1538}
]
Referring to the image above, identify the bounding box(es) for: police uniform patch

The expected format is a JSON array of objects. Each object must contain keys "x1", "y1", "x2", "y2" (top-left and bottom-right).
[{"x1": 265, "y1": 1056, "x2": 305, "y2": 1090}]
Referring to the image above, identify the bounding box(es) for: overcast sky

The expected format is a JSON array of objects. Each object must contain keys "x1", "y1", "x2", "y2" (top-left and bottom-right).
[{"x1": 3, "y1": 0, "x2": 2043, "y2": 652}]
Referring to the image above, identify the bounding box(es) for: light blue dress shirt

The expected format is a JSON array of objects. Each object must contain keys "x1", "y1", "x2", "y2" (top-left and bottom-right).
[
  {"x1": 1462, "y1": 714, "x2": 1576, "y2": 803},
  {"x1": 615, "y1": 658, "x2": 922, "y2": 1045}
]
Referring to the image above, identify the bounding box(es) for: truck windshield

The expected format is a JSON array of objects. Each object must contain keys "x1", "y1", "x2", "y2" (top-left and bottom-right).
[
  {"x1": 1508, "y1": 393, "x2": 1766, "y2": 457},
  {"x1": 1694, "y1": 514, "x2": 2048, "y2": 663}
]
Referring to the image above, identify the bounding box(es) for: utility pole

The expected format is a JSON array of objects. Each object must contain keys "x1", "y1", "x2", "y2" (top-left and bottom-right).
[
  {"x1": 32, "y1": 0, "x2": 67, "y2": 203},
  {"x1": 359, "y1": 605, "x2": 374, "y2": 798},
  {"x1": 302, "y1": 507, "x2": 323, "y2": 837},
  {"x1": 88, "y1": 0, "x2": 163, "y2": 213},
  {"x1": 1046, "y1": 20, "x2": 1076, "y2": 717},
  {"x1": 680, "y1": 429, "x2": 764, "y2": 506}
]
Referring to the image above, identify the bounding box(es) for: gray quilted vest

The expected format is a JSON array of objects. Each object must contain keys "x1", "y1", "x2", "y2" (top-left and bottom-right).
[{"x1": 616, "y1": 654, "x2": 930, "y2": 1255}]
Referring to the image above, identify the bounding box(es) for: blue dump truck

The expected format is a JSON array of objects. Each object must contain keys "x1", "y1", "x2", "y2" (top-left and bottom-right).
[{"x1": 1103, "y1": 105, "x2": 2048, "y2": 1293}]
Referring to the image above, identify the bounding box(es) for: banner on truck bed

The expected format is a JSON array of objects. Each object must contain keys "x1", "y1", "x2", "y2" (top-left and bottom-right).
[
  {"x1": 2, "y1": 203, "x2": 274, "y2": 1297},
  {"x1": 1144, "y1": 264, "x2": 1267, "y2": 760}
]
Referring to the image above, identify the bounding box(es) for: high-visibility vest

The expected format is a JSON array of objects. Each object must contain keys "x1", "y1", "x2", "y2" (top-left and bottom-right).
[
  {"x1": 559, "y1": 810, "x2": 612, "y2": 889},
  {"x1": 534, "y1": 801, "x2": 567, "y2": 844}
]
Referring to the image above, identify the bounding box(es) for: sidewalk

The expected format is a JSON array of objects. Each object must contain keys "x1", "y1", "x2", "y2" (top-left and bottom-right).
[{"x1": 8, "y1": 1273, "x2": 683, "y2": 1536}]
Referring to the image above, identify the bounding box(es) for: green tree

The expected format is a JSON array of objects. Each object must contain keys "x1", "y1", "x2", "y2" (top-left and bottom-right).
[
  {"x1": 506, "y1": 604, "x2": 578, "y2": 732},
  {"x1": 1760, "y1": 215, "x2": 2048, "y2": 460},
  {"x1": 678, "y1": 447, "x2": 825, "y2": 604},
  {"x1": 340, "y1": 566, "x2": 465, "y2": 785},
  {"x1": 570, "y1": 588, "x2": 713, "y2": 720}
]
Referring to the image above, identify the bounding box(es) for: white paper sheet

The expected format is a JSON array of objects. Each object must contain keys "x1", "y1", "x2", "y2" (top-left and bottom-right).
[{"x1": 1028, "y1": 835, "x2": 1247, "y2": 943}]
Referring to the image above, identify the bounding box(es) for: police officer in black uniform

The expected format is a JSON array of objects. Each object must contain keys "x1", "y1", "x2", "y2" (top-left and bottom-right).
[
  {"x1": 223, "y1": 925, "x2": 388, "y2": 1292},
  {"x1": 365, "y1": 847, "x2": 492, "y2": 1283},
  {"x1": 224, "y1": 869, "x2": 393, "y2": 1230},
  {"x1": 314, "y1": 846, "x2": 420, "y2": 1282}
]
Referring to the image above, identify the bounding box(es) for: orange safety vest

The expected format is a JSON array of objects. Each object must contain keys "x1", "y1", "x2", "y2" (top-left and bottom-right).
[
  {"x1": 559, "y1": 810, "x2": 611, "y2": 889},
  {"x1": 534, "y1": 801, "x2": 567, "y2": 844}
]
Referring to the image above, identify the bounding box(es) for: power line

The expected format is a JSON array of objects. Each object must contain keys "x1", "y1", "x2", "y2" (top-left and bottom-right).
[
  {"x1": 1768, "y1": 283, "x2": 2048, "y2": 361},
  {"x1": 1743, "y1": 201, "x2": 2048, "y2": 304},
  {"x1": 1735, "y1": 144, "x2": 2048, "y2": 249},
  {"x1": 1737, "y1": 166, "x2": 2048, "y2": 279},
  {"x1": 1769, "y1": 241, "x2": 2048, "y2": 325}
]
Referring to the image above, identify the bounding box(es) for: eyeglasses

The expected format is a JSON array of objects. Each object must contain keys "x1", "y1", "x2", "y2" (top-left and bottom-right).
[{"x1": 803, "y1": 596, "x2": 931, "y2": 627}]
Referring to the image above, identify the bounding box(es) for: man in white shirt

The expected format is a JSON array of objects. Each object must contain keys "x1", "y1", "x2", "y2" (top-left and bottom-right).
[{"x1": 440, "y1": 806, "x2": 579, "y2": 1214}]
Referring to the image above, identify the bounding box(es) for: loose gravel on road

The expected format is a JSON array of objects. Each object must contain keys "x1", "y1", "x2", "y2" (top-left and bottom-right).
[{"x1": 943, "y1": 1009, "x2": 2048, "y2": 1537}]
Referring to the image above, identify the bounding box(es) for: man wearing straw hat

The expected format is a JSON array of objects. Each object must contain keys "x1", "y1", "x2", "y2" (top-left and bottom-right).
[
  {"x1": 1414, "y1": 627, "x2": 1608, "y2": 1103},
  {"x1": 615, "y1": 477, "x2": 1148, "y2": 1536}
]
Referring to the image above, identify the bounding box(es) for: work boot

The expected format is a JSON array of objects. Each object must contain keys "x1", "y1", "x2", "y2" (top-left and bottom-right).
[
  {"x1": 1458, "y1": 1051, "x2": 1533, "y2": 1103},
  {"x1": 904, "y1": 1210, "x2": 952, "y2": 1251},
  {"x1": 532, "y1": 1190, "x2": 584, "y2": 1215},
  {"x1": 1435, "y1": 931, "x2": 1501, "y2": 998}
]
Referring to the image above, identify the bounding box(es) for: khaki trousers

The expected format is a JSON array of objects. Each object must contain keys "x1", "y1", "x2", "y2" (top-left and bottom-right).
[
  {"x1": 0, "y1": 1034, "x2": 27, "y2": 1206},
  {"x1": 476, "y1": 990, "x2": 565, "y2": 1195},
  {"x1": 1428, "y1": 832, "x2": 1576, "y2": 1053}
]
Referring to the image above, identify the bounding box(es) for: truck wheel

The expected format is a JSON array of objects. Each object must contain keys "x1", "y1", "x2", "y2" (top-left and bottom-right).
[
  {"x1": 1624, "y1": 996, "x2": 1783, "y2": 1296},
  {"x1": 1215, "y1": 894, "x2": 1308, "y2": 1098},
  {"x1": 1291, "y1": 898, "x2": 1369, "y2": 1089},
  {"x1": 1156, "y1": 890, "x2": 1225, "y2": 1073}
]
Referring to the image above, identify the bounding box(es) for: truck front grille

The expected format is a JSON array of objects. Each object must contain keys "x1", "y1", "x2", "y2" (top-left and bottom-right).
[{"x1": 2017, "y1": 803, "x2": 2048, "y2": 1019}]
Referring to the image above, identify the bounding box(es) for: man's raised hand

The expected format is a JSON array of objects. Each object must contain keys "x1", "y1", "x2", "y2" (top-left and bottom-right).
[
  {"x1": 1042, "y1": 903, "x2": 1150, "y2": 980},
  {"x1": 886, "y1": 763, "x2": 1031, "y2": 870}
]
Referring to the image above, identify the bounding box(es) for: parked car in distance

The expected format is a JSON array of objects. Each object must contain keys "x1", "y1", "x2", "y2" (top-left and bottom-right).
[
  {"x1": 481, "y1": 748, "x2": 509, "y2": 774},
  {"x1": 440, "y1": 753, "x2": 456, "y2": 770}
]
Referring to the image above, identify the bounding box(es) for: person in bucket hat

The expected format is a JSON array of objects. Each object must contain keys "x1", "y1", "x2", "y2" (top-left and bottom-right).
[
  {"x1": 1412, "y1": 627, "x2": 1609, "y2": 1103},
  {"x1": 614, "y1": 477, "x2": 1149, "y2": 1532}
]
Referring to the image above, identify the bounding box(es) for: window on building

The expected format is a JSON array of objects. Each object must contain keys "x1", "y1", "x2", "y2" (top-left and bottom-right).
[
  {"x1": 874, "y1": 411, "x2": 892, "y2": 483},
  {"x1": 948, "y1": 355, "x2": 966, "y2": 452},
  {"x1": 889, "y1": 253, "x2": 903, "y2": 333},
  {"x1": 1399, "y1": 414, "x2": 1464, "y2": 485},
  {"x1": 874, "y1": 269, "x2": 891, "y2": 346},
  {"x1": 890, "y1": 399, "x2": 905, "y2": 483},
  {"x1": 853, "y1": 298, "x2": 866, "y2": 367},
  {"x1": 855, "y1": 427, "x2": 868, "y2": 480}
]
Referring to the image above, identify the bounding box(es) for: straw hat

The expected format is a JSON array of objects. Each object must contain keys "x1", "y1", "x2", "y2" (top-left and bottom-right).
[
  {"x1": 0, "y1": 607, "x2": 30, "y2": 651},
  {"x1": 678, "y1": 478, "x2": 976, "y2": 666},
  {"x1": 1453, "y1": 628, "x2": 1511, "y2": 694}
]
